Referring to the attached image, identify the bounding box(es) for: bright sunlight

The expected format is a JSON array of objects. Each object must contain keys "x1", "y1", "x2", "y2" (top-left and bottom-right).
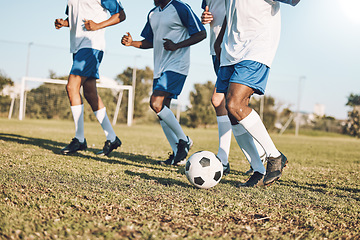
[{"x1": 338, "y1": 0, "x2": 360, "y2": 24}]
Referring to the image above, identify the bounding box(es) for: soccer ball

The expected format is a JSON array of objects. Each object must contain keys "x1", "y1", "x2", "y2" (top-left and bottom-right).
[{"x1": 185, "y1": 151, "x2": 223, "y2": 189}]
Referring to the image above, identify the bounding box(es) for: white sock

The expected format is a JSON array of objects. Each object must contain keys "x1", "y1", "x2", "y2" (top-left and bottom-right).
[
  {"x1": 232, "y1": 123, "x2": 266, "y2": 174},
  {"x1": 239, "y1": 109, "x2": 281, "y2": 158},
  {"x1": 94, "y1": 107, "x2": 116, "y2": 142},
  {"x1": 216, "y1": 115, "x2": 232, "y2": 165},
  {"x1": 71, "y1": 104, "x2": 85, "y2": 143},
  {"x1": 157, "y1": 106, "x2": 187, "y2": 141},
  {"x1": 160, "y1": 120, "x2": 178, "y2": 153}
]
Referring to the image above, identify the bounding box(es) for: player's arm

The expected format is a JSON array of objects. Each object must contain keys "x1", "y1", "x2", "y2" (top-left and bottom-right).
[
  {"x1": 121, "y1": 32, "x2": 153, "y2": 49},
  {"x1": 214, "y1": 17, "x2": 226, "y2": 60},
  {"x1": 201, "y1": 6, "x2": 213, "y2": 25},
  {"x1": 163, "y1": 30, "x2": 206, "y2": 51},
  {"x1": 84, "y1": 10, "x2": 126, "y2": 31},
  {"x1": 54, "y1": 18, "x2": 69, "y2": 29}
]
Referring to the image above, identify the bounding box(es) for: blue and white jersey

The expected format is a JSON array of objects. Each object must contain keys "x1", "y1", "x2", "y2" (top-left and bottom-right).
[
  {"x1": 201, "y1": 0, "x2": 225, "y2": 56},
  {"x1": 141, "y1": 0, "x2": 205, "y2": 78},
  {"x1": 221, "y1": 0, "x2": 281, "y2": 68},
  {"x1": 66, "y1": 0, "x2": 124, "y2": 53}
]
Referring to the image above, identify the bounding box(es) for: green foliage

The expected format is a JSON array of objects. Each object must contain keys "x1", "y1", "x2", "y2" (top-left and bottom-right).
[
  {"x1": 0, "y1": 70, "x2": 13, "y2": 91},
  {"x1": 346, "y1": 93, "x2": 360, "y2": 107},
  {"x1": 185, "y1": 81, "x2": 216, "y2": 128},
  {"x1": 0, "y1": 119, "x2": 359, "y2": 239},
  {"x1": 249, "y1": 96, "x2": 277, "y2": 131},
  {"x1": 116, "y1": 66, "x2": 153, "y2": 123},
  {"x1": 344, "y1": 109, "x2": 360, "y2": 138}
]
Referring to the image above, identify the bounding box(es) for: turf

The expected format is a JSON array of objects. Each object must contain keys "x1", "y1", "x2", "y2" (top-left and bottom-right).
[{"x1": 0, "y1": 119, "x2": 359, "y2": 239}]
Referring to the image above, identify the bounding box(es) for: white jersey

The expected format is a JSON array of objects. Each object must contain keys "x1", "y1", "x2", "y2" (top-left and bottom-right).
[
  {"x1": 141, "y1": 0, "x2": 205, "y2": 78},
  {"x1": 66, "y1": 0, "x2": 123, "y2": 53},
  {"x1": 201, "y1": 0, "x2": 226, "y2": 56},
  {"x1": 221, "y1": 0, "x2": 281, "y2": 68}
]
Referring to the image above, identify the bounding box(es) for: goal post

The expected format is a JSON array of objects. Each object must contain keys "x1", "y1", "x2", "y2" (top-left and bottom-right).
[{"x1": 19, "y1": 76, "x2": 134, "y2": 126}]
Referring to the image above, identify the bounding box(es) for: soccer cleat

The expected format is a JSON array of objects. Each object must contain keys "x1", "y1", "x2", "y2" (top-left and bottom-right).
[
  {"x1": 280, "y1": 152, "x2": 288, "y2": 170},
  {"x1": 245, "y1": 167, "x2": 254, "y2": 176},
  {"x1": 239, "y1": 171, "x2": 264, "y2": 187},
  {"x1": 177, "y1": 137, "x2": 193, "y2": 165},
  {"x1": 263, "y1": 152, "x2": 287, "y2": 186},
  {"x1": 96, "y1": 136, "x2": 122, "y2": 156},
  {"x1": 245, "y1": 153, "x2": 266, "y2": 175},
  {"x1": 172, "y1": 136, "x2": 192, "y2": 165},
  {"x1": 157, "y1": 152, "x2": 175, "y2": 165},
  {"x1": 223, "y1": 163, "x2": 230, "y2": 176},
  {"x1": 61, "y1": 138, "x2": 87, "y2": 155}
]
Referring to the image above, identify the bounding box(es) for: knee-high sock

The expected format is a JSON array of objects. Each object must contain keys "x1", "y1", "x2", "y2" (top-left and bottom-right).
[
  {"x1": 157, "y1": 106, "x2": 187, "y2": 141},
  {"x1": 216, "y1": 115, "x2": 232, "y2": 165},
  {"x1": 71, "y1": 104, "x2": 85, "y2": 143},
  {"x1": 94, "y1": 107, "x2": 116, "y2": 142},
  {"x1": 232, "y1": 123, "x2": 266, "y2": 174},
  {"x1": 160, "y1": 120, "x2": 178, "y2": 153},
  {"x1": 239, "y1": 109, "x2": 280, "y2": 158}
]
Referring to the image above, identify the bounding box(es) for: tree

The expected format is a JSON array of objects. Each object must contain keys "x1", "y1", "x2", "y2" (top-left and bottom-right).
[
  {"x1": 185, "y1": 81, "x2": 216, "y2": 128},
  {"x1": 249, "y1": 96, "x2": 277, "y2": 131},
  {"x1": 116, "y1": 66, "x2": 153, "y2": 123},
  {"x1": 346, "y1": 93, "x2": 360, "y2": 107},
  {"x1": 344, "y1": 93, "x2": 360, "y2": 137},
  {"x1": 0, "y1": 70, "x2": 14, "y2": 117},
  {"x1": 0, "y1": 70, "x2": 13, "y2": 91}
]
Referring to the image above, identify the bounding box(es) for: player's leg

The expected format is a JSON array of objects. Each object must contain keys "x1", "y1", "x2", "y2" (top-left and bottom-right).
[
  {"x1": 226, "y1": 82, "x2": 286, "y2": 186},
  {"x1": 158, "y1": 97, "x2": 179, "y2": 164},
  {"x1": 211, "y1": 89, "x2": 232, "y2": 175},
  {"x1": 150, "y1": 71, "x2": 192, "y2": 165},
  {"x1": 61, "y1": 74, "x2": 87, "y2": 155},
  {"x1": 225, "y1": 83, "x2": 266, "y2": 187},
  {"x1": 83, "y1": 78, "x2": 121, "y2": 156}
]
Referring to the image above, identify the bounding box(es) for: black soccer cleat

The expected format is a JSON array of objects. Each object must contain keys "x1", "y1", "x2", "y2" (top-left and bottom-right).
[
  {"x1": 239, "y1": 171, "x2": 264, "y2": 187},
  {"x1": 172, "y1": 136, "x2": 192, "y2": 165},
  {"x1": 157, "y1": 152, "x2": 175, "y2": 165},
  {"x1": 96, "y1": 136, "x2": 122, "y2": 156},
  {"x1": 61, "y1": 138, "x2": 87, "y2": 155},
  {"x1": 223, "y1": 163, "x2": 230, "y2": 176},
  {"x1": 263, "y1": 152, "x2": 287, "y2": 186}
]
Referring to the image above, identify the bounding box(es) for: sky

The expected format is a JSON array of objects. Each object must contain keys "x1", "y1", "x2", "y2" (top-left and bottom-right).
[{"x1": 1, "y1": 0, "x2": 360, "y2": 120}]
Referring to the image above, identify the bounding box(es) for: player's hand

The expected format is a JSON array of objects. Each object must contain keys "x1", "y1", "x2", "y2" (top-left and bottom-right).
[
  {"x1": 55, "y1": 18, "x2": 66, "y2": 29},
  {"x1": 83, "y1": 19, "x2": 99, "y2": 31},
  {"x1": 121, "y1": 32, "x2": 133, "y2": 46},
  {"x1": 163, "y1": 38, "x2": 178, "y2": 51},
  {"x1": 201, "y1": 6, "x2": 213, "y2": 25}
]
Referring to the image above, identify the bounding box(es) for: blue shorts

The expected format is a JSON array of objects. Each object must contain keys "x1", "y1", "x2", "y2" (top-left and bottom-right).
[
  {"x1": 153, "y1": 71, "x2": 187, "y2": 99},
  {"x1": 70, "y1": 48, "x2": 104, "y2": 79},
  {"x1": 212, "y1": 55, "x2": 220, "y2": 76},
  {"x1": 216, "y1": 60, "x2": 270, "y2": 95}
]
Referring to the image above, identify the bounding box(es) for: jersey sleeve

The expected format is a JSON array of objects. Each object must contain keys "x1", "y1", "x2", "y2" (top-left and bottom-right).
[
  {"x1": 101, "y1": 0, "x2": 124, "y2": 16},
  {"x1": 65, "y1": 6, "x2": 69, "y2": 15},
  {"x1": 201, "y1": 0, "x2": 207, "y2": 10},
  {"x1": 173, "y1": 1, "x2": 205, "y2": 36},
  {"x1": 140, "y1": 13, "x2": 154, "y2": 43}
]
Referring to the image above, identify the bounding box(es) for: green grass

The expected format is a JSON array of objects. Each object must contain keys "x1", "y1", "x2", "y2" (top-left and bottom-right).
[{"x1": 0, "y1": 118, "x2": 359, "y2": 239}]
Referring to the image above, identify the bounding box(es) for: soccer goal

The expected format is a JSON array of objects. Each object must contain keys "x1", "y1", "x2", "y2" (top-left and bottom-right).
[{"x1": 19, "y1": 76, "x2": 134, "y2": 126}]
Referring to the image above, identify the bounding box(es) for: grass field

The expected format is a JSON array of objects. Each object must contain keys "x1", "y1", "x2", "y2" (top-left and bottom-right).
[{"x1": 0, "y1": 118, "x2": 359, "y2": 239}]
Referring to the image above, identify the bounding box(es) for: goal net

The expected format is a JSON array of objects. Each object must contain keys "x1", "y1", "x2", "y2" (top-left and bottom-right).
[{"x1": 18, "y1": 76, "x2": 134, "y2": 126}]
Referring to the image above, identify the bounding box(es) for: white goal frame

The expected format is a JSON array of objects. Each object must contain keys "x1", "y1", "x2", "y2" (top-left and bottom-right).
[{"x1": 19, "y1": 76, "x2": 134, "y2": 126}]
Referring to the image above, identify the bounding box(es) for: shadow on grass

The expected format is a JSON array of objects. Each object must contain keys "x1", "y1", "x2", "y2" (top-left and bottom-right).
[
  {"x1": 125, "y1": 170, "x2": 190, "y2": 188},
  {"x1": 0, "y1": 133, "x2": 184, "y2": 172},
  {"x1": 279, "y1": 179, "x2": 360, "y2": 201}
]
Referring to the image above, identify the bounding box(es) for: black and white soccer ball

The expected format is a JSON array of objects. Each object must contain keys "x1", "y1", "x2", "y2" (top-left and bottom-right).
[{"x1": 185, "y1": 151, "x2": 223, "y2": 189}]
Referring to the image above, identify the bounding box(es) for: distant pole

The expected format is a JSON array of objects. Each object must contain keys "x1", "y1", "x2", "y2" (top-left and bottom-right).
[
  {"x1": 20, "y1": 42, "x2": 33, "y2": 120},
  {"x1": 295, "y1": 76, "x2": 306, "y2": 136},
  {"x1": 131, "y1": 56, "x2": 140, "y2": 121},
  {"x1": 26, "y1": 42, "x2": 33, "y2": 77},
  {"x1": 260, "y1": 96, "x2": 264, "y2": 121}
]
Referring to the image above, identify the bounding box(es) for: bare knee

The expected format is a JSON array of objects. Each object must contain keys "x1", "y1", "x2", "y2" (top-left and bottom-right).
[{"x1": 150, "y1": 96, "x2": 164, "y2": 113}]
